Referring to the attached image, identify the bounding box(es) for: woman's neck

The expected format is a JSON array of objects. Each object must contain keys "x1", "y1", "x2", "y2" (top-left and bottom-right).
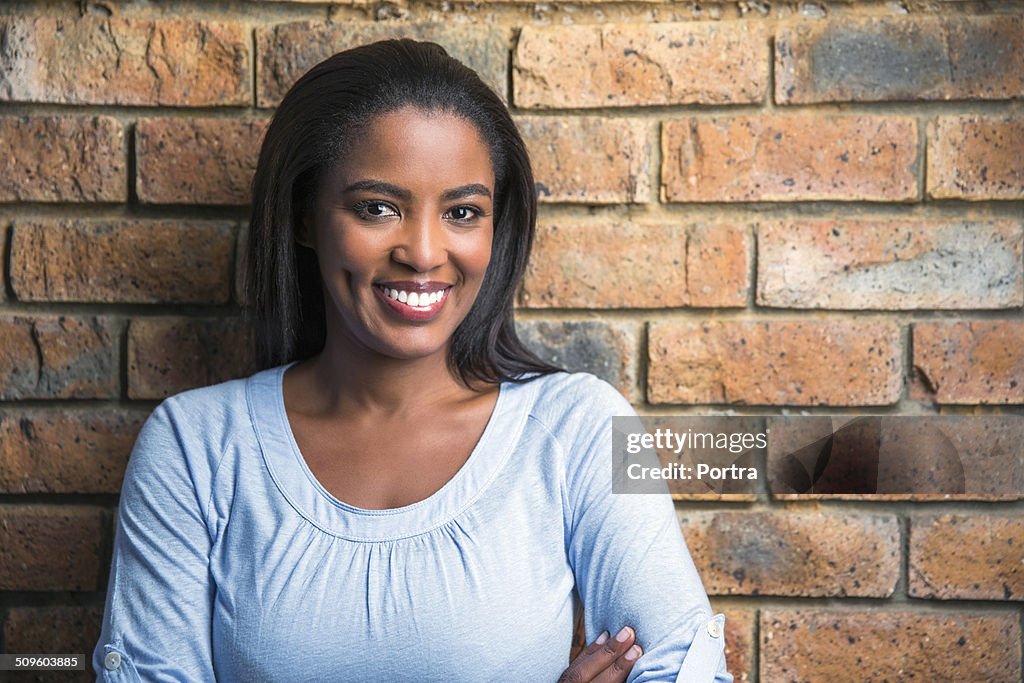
[{"x1": 294, "y1": 338, "x2": 479, "y2": 418}]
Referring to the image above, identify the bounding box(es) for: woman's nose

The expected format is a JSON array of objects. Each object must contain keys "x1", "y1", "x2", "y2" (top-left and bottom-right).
[{"x1": 391, "y1": 214, "x2": 447, "y2": 273}]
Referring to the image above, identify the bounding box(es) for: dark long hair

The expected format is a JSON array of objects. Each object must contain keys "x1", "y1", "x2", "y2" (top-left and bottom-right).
[{"x1": 244, "y1": 39, "x2": 560, "y2": 385}]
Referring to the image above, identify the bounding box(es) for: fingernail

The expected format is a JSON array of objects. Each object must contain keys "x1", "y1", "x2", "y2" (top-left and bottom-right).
[
  {"x1": 615, "y1": 626, "x2": 632, "y2": 643},
  {"x1": 595, "y1": 631, "x2": 609, "y2": 645},
  {"x1": 625, "y1": 645, "x2": 642, "y2": 661}
]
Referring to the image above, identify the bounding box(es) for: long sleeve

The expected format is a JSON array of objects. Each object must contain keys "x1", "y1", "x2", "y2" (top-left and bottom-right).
[
  {"x1": 93, "y1": 401, "x2": 217, "y2": 681},
  {"x1": 562, "y1": 377, "x2": 733, "y2": 683}
]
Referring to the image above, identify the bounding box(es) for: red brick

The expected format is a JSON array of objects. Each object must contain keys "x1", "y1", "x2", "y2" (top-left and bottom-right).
[
  {"x1": 910, "y1": 514, "x2": 1024, "y2": 600},
  {"x1": 514, "y1": 23, "x2": 767, "y2": 108},
  {"x1": 256, "y1": 23, "x2": 507, "y2": 108},
  {"x1": 0, "y1": 315, "x2": 119, "y2": 400},
  {"x1": 928, "y1": 115, "x2": 1024, "y2": 200},
  {"x1": 679, "y1": 511, "x2": 899, "y2": 597},
  {"x1": 3, "y1": 605, "x2": 104, "y2": 665},
  {"x1": 686, "y1": 224, "x2": 750, "y2": 307},
  {"x1": 0, "y1": 410, "x2": 145, "y2": 494},
  {"x1": 648, "y1": 320, "x2": 902, "y2": 406},
  {"x1": 0, "y1": 115, "x2": 126, "y2": 202},
  {"x1": 717, "y1": 607, "x2": 754, "y2": 682},
  {"x1": 662, "y1": 115, "x2": 918, "y2": 202},
  {"x1": 913, "y1": 321, "x2": 1024, "y2": 404},
  {"x1": 757, "y1": 218, "x2": 1023, "y2": 309},
  {"x1": 776, "y1": 16, "x2": 1024, "y2": 104},
  {"x1": 0, "y1": 506, "x2": 105, "y2": 591},
  {"x1": 127, "y1": 317, "x2": 257, "y2": 399},
  {"x1": 768, "y1": 416, "x2": 1024, "y2": 501},
  {"x1": 515, "y1": 320, "x2": 637, "y2": 398},
  {"x1": 10, "y1": 218, "x2": 235, "y2": 304},
  {"x1": 521, "y1": 223, "x2": 686, "y2": 309},
  {"x1": 761, "y1": 610, "x2": 1022, "y2": 682},
  {"x1": 0, "y1": 16, "x2": 250, "y2": 106},
  {"x1": 516, "y1": 116, "x2": 651, "y2": 204},
  {"x1": 521, "y1": 222, "x2": 748, "y2": 309},
  {"x1": 136, "y1": 117, "x2": 269, "y2": 205}
]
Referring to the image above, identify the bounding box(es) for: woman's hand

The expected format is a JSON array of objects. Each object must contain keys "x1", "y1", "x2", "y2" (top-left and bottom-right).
[{"x1": 557, "y1": 626, "x2": 643, "y2": 683}]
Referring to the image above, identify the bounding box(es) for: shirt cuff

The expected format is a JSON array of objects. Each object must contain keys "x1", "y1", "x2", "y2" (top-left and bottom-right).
[{"x1": 674, "y1": 613, "x2": 732, "y2": 683}]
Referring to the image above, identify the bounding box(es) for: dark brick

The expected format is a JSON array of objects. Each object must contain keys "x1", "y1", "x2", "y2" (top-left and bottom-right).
[
  {"x1": 127, "y1": 317, "x2": 257, "y2": 399},
  {"x1": 0, "y1": 506, "x2": 105, "y2": 591},
  {"x1": 0, "y1": 115, "x2": 126, "y2": 202},
  {"x1": 0, "y1": 315, "x2": 119, "y2": 400},
  {"x1": 0, "y1": 410, "x2": 145, "y2": 494},
  {"x1": 776, "y1": 16, "x2": 1024, "y2": 104},
  {"x1": 516, "y1": 320, "x2": 637, "y2": 398}
]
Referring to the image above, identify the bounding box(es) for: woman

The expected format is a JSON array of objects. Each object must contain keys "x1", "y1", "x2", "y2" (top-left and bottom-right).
[{"x1": 93, "y1": 39, "x2": 731, "y2": 682}]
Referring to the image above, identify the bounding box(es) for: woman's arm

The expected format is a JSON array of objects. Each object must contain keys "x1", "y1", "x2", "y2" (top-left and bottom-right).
[
  {"x1": 563, "y1": 377, "x2": 733, "y2": 683},
  {"x1": 93, "y1": 402, "x2": 217, "y2": 681}
]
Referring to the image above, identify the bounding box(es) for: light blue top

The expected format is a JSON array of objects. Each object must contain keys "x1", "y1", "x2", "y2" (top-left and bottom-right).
[{"x1": 93, "y1": 365, "x2": 732, "y2": 682}]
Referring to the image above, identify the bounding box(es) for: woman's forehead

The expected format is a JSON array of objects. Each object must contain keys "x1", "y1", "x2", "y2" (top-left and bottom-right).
[{"x1": 324, "y1": 107, "x2": 496, "y2": 197}]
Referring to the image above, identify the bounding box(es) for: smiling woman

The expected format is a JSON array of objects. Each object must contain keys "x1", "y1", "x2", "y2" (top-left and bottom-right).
[{"x1": 92, "y1": 39, "x2": 731, "y2": 682}]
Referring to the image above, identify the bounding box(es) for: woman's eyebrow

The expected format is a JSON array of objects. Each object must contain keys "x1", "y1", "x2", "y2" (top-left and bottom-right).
[{"x1": 341, "y1": 180, "x2": 492, "y2": 202}]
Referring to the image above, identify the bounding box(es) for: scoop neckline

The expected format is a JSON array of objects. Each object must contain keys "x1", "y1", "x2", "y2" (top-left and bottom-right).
[{"x1": 247, "y1": 363, "x2": 534, "y2": 542}]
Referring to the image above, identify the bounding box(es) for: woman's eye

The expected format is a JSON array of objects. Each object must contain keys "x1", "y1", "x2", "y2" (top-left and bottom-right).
[
  {"x1": 351, "y1": 201, "x2": 398, "y2": 220},
  {"x1": 446, "y1": 206, "x2": 480, "y2": 222}
]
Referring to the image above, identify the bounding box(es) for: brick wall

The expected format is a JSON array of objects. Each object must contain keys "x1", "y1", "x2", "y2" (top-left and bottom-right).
[{"x1": 1, "y1": 1, "x2": 1022, "y2": 680}]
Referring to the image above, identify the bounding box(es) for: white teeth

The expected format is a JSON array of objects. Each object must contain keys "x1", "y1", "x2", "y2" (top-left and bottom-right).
[{"x1": 382, "y1": 287, "x2": 448, "y2": 307}]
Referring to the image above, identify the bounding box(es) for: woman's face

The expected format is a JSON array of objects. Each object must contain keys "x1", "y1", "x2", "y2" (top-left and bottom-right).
[{"x1": 303, "y1": 106, "x2": 495, "y2": 363}]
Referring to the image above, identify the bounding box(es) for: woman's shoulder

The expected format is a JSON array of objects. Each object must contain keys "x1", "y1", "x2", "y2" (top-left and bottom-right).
[
  {"x1": 140, "y1": 366, "x2": 280, "y2": 453},
  {"x1": 518, "y1": 371, "x2": 635, "y2": 436}
]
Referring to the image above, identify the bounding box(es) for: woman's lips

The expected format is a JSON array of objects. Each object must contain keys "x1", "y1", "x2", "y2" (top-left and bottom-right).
[{"x1": 374, "y1": 283, "x2": 451, "y2": 322}]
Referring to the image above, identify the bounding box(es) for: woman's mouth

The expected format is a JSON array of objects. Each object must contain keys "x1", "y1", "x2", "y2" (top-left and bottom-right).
[{"x1": 374, "y1": 283, "x2": 451, "y2": 322}]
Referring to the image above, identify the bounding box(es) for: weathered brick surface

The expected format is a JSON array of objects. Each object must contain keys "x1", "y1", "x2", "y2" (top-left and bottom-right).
[
  {"x1": 256, "y1": 23, "x2": 507, "y2": 107},
  {"x1": 127, "y1": 317, "x2": 257, "y2": 399},
  {"x1": 0, "y1": 116, "x2": 126, "y2": 202},
  {"x1": 662, "y1": 115, "x2": 918, "y2": 202},
  {"x1": 521, "y1": 222, "x2": 748, "y2": 309},
  {"x1": 768, "y1": 416, "x2": 1024, "y2": 500},
  {"x1": 761, "y1": 610, "x2": 1022, "y2": 682},
  {"x1": 686, "y1": 224, "x2": 750, "y2": 308},
  {"x1": 0, "y1": 222, "x2": 6, "y2": 303},
  {"x1": 521, "y1": 223, "x2": 687, "y2": 309},
  {"x1": 514, "y1": 23, "x2": 767, "y2": 108},
  {"x1": 756, "y1": 218, "x2": 1023, "y2": 309},
  {"x1": 516, "y1": 116, "x2": 651, "y2": 204},
  {"x1": 776, "y1": 16, "x2": 1024, "y2": 103},
  {"x1": 0, "y1": 410, "x2": 145, "y2": 494},
  {"x1": 679, "y1": 511, "x2": 899, "y2": 596},
  {"x1": 0, "y1": 315, "x2": 119, "y2": 400},
  {"x1": 910, "y1": 515, "x2": 1024, "y2": 600},
  {"x1": 0, "y1": 506, "x2": 104, "y2": 591},
  {"x1": 0, "y1": 16, "x2": 250, "y2": 106},
  {"x1": 648, "y1": 320, "x2": 902, "y2": 405},
  {"x1": 719, "y1": 608, "x2": 754, "y2": 682},
  {"x1": 913, "y1": 321, "x2": 1024, "y2": 404},
  {"x1": 515, "y1": 320, "x2": 636, "y2": 397},
  {"x1": 928, "y1": 115, "x2": 1024, "y2": 200},
  {"x1": 10, "y1": 219, "x2": 235, "y2": 304},
  {"x1": 3, "y1": 605, "x2": 104, "y2": 671},
  {"x1": 137, "y1": 117, "x2": 268, "y2": 205}
]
